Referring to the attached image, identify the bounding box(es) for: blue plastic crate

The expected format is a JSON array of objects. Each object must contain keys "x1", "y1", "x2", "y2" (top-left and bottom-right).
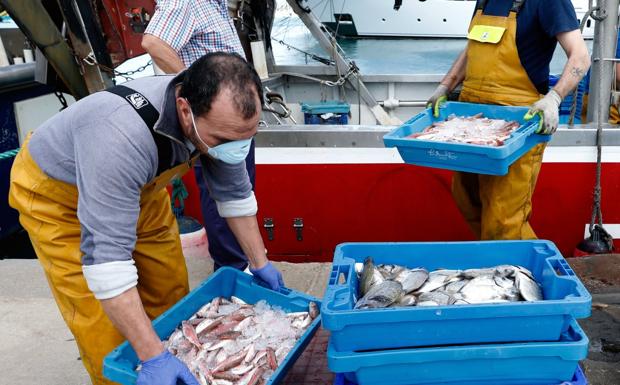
[
  {"x1": 328, "y1": 318, "x2": 588, "y2": 385},
  {"x1": 383, "y1": 101, "x2": 549, "y2": 175},
  {"x1": 103, "y1": 268, "x2": 321, "y2": 385},
  {"x1": 321, "y1": 240, "x2": 591, "y2": 352},
  {"x1": 334, "y1": 366, "x2": 588, "y2": 385},
  {"x1": 301, "y1": 100, "x2": 350, "y2": 125}
]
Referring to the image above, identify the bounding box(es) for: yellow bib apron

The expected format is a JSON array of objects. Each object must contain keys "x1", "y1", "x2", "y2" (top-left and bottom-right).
[
  {"x1": 453, "y1": 1, "x2": 547, "y2": 240},
  {"x1": 9, "y1": 134, "x2": 197, "y2": 384}
]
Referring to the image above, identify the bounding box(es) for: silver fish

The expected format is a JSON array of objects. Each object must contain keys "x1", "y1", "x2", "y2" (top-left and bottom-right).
[
  {"x1": 398, "y1": 294, "x2": 417, "y2": 306},
  {"x1": 444, "y1": 279, "x2": 468, "y2": 294},
  {"x1": 395, "y1": 268, "x2": 429, "y2": 293},
  {"x1": 360, "y1": 257, "x2": 385, "y2": 296},
  {"x1": 460, "y1": 276, "x2": 506, "y2": 303},
  {"x1": 415, "y1": 271, "x2": 450, "y2": 293},
  {"x1": 355, "y1": 280, "x2": 403, "y2": 309},
  {"x1": 418, "y1": 291, "x2": 454, "y2": 306},
  {"x1": 515, "y1": 271, "x2": 543, "y2": 301}
]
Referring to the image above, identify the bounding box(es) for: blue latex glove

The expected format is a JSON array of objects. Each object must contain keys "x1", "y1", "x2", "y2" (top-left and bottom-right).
[
  {"x1": 250, "y1": 262, "x2": 284, "y2": 291},
  {"x1": 136, "y1": 351, "x2": 199, "y2": 385}
]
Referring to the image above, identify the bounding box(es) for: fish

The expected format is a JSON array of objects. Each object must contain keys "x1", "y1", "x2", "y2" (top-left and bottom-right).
[
  {"x1": 354, "y1": 262, "x2": 545, "y2": 309},
  {"x1": 161, "y1": 296, "x2": 315, "y2": 383},
  {"x1": 355, "y1": 280, "x2": 403, "y2": 309},
  {"x1": 378, "y1": 264, "x2": 406, "y2": 280},
  {"x1": 308, "y1": 301, "x2": 320, "y2": 319},
  {"x1": 418, "y1": 291, "x2": 454, "y2": 306},
  {"x1": 515, "y1": 271, "x2": 543, "y2": 301},
  {"x1": 182, "y1": 321, "x2": 202, "y2": 349},
  {"x1": 360, "y1": 257, "x2": 385, "y2": 296},
  {"x1": 415, "y1": 271, "x2": 450, "y2": 294},
  {"x1": 398, "y1": 294, "x2": 417, "y2": 306},
  {"x1": 409, "y1": 114, "x2": 520, "y2": 147},
  {"x1": 444, "y1": 279, "x2": 468, "y2": 294},
  {"x1": 395, "y1": 268, "x2": 429, "y2": 293}
]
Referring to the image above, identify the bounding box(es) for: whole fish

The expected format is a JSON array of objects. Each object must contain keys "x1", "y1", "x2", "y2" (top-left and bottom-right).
[
  {"x1": 415, "y1": 271, "x2": 450, "y2": 293},
  {"x1": 355, "y1": 280, "x2": 403, "y2": 309},
  {"x1": 360, "y1": 257, "x2": 384, "y2": 296},
  {"x1": 515, "y1": 271, "x2": 543, "y2": 301},
  {"x1": 418, "y1": 291, "x2": 454, "y2": 306},
  {"x1": 395, "y1": 268, "x2": 429, "y2": 293},
  {"x1": 398, "y1": 294, "x2": 417, "y2": 306}
]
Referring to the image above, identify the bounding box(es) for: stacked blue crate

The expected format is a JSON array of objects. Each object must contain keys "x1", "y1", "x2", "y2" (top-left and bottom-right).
[{"x1": 322, "y1": 240, "x2": 592, "y2": 385}]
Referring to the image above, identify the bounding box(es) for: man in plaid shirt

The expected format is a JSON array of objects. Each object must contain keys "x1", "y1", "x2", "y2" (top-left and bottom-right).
[{"x1": 142, "y1": 0, "x2": 257, "y2": 273}]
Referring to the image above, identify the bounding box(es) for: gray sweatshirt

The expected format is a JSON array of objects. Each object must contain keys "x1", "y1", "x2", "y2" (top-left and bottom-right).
[{"x1": 27, "y1": 74, "x2": 256, "y2": 299}]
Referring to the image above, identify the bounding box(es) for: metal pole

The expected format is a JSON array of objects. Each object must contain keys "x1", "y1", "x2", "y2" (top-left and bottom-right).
[
  {"x1": 285, "y1": 0, "x2": 399, "y2": 125},
  {"x1": 586, "y1": 0, "x2": 619, "y2": 123},
  {"x1": 0, "y1": 0, "x2": 89, "y2": 98}
]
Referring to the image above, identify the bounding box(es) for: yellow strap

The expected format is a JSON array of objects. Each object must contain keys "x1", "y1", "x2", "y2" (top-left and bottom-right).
[{"x1": 467, "y1": 25, "x2": 506, "y2": 44}]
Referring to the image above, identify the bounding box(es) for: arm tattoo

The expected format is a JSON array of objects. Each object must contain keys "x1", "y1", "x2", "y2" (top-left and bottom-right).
[{"x1": 570, "y1": 66, "x2": 585, "y2": 78}]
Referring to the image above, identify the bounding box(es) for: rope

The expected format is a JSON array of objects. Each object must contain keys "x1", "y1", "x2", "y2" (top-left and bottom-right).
[
  {"x1": 589, "y1": 0, "x2": 607, "y2": 233},
  {"x1": 171, "y1": 178, "x2": 188, "y2": 218},
  {"x1": 0, "y1": 148, "x2": 19, "y2": 160}
]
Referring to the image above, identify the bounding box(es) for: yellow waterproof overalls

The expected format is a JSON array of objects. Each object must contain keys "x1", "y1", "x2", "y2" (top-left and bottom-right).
[
  {"x1": 453, "y1": 0, "x2": 547, "y2": 240},
  {"x1": 8, "y1": 86, "x2": 197, "y2": 385}
]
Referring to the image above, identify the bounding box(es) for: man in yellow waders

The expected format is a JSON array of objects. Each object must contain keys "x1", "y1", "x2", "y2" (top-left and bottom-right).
[
  {"x1": 427, "y1": 0, "x2": 591, "y2": 240},
  {"x1": 9, "y1": 53, "x2": 283, "y2": 385}
]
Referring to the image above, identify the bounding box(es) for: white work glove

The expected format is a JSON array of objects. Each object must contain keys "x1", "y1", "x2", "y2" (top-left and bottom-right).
[
  {"x1": 426, "y1": 84, "x2": 450, "y2": 118},
  {"x1": 525, "y1": 89, "x2": 562, "y2": 135}
]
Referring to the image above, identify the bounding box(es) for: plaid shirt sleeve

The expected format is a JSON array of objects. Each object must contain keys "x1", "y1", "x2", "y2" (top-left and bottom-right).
[{"x1": 145, "y1": 0, "x2": 196, "y2": 52}]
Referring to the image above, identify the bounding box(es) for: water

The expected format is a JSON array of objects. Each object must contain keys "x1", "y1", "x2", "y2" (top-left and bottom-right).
[
  {"x1": 271, "y1": 16, "x2": 590, "y2": 75},
  {"x1": 115, "y1": 14, "x2": 591, "y2": 81}
]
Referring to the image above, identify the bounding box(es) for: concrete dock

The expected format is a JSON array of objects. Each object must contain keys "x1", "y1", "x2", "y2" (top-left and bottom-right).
[{"x1": 2, "y1": 253, "x2": 620, "y2": 384}]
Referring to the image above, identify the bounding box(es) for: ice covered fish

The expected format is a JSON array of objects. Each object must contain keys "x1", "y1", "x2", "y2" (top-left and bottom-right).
[
  {"x1": 159, "y1": 298, "x2": 319, "y2": 384},
  {"x1": 408, "y1": 113, "x2": 521, "y2": 146},
  {"x1": 354, "y1": 262, "x2": 544, "y2": 309}
]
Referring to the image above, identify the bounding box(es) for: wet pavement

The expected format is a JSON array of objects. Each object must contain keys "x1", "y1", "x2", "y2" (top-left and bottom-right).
[{"x1": 569, "y1": 255, "x2": 620, "y2": 384}]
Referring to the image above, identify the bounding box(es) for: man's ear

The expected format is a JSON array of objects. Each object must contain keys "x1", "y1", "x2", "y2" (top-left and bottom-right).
[{"x1": 176, "y1": 97, "x2": 192, "y2": 135}]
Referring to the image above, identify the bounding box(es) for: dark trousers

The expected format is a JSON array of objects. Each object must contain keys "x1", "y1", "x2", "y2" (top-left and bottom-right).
[{"x1": 193, "y1": 140, "x2": 256, "y2": 271}]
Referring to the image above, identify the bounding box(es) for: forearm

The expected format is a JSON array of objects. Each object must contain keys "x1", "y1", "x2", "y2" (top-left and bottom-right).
[
  {"x1": 553, "y1": 30, "x2": 591, "y2": 99},
  {"x1": 100, "y1": 287, "x2": 163, "y2": 361},
  {"x1": 553, "y1": 53, "x2": 590, "y2": 98},
  {"x1": 226, "y1": 215, "x2": 269, "y2": 269},
  {"x1": 441, "y1": 48, "x2": 468, "y2": 91},
  {"x1": 141, "y1": 34, "x2": 186, "y2": 74}
]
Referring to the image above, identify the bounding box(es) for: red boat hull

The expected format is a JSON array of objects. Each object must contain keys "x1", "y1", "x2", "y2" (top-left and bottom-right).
[{"x1": 180, "y1": 159, "x2": 620, "y2": 261}]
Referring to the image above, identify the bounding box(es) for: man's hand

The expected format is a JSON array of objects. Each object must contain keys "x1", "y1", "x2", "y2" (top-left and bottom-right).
[
  {"x1": 250, "y1": 261, "x2": 284, "y2": 291},
  {"x1": 136, "y1": 351, "x2": 199, "y2": 385},
  {"x1": 426, "y1": 84, "x2": 449, "y2": 118},
  {"x1": 526, "y1": 90, "x2": 562, "y2": 135}
]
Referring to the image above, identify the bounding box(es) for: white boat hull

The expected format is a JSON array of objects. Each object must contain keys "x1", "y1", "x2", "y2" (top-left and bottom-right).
[{"x1": 304, "y1": 0, "x2": 595, "y2": 39}]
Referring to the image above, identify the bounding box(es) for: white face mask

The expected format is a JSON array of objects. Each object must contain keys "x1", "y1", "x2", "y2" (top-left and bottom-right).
[{"x1": 188, "y1": 106, "x2": 252, "y2": 164}]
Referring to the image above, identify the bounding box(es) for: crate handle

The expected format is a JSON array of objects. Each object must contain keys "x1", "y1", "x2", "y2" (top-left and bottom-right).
[
  {"x1": 551, "y1": 258, "x2": 576, "y2": 277},
  {"x1": 328, "y1": 264, "x2": 352, "y2": 287}
]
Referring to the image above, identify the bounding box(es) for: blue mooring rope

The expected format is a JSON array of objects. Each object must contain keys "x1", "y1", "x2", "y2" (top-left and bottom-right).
[{"x1": 0, "y1": 148, "x2": 19, "y2": 160}]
